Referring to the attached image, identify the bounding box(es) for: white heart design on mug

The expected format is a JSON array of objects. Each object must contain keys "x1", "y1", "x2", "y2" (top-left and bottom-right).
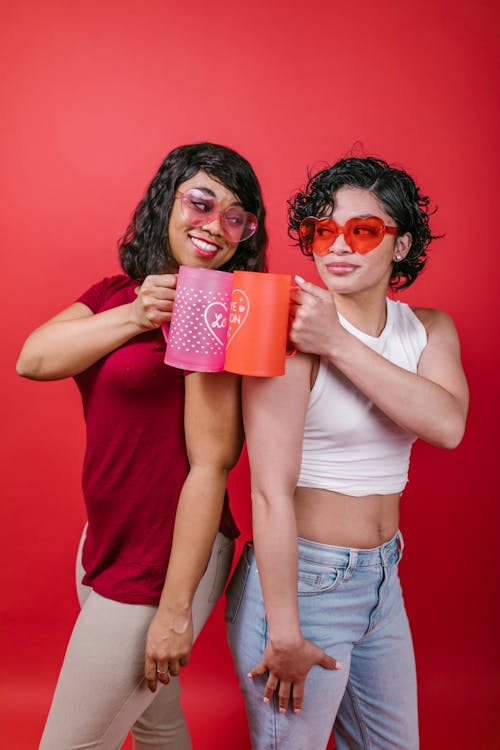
[
  {"x1": 227, "y1": 289, "x2": 250, "y2": 347},
  {"x1": 204, "y1": 301, "x2": 229, "y2": 347}
]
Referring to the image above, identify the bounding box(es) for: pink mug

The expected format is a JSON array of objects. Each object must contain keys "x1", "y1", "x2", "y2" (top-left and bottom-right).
[{"x1": 163, "y1": 266, "x2": 233, "y2": 372}]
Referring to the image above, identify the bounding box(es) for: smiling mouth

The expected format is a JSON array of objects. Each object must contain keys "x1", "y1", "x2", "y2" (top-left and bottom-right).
[{"x1": 190, "y1": 235, "x2": 220, "y2": 255}]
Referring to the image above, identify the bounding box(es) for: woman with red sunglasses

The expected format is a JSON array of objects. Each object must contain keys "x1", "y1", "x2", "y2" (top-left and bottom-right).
[
  {"x1": 17, "y1": 142, "x2": 267, "y2": 749},
  {"x1": 226, "y1": 155, "x2": 468, "y2": 749}
]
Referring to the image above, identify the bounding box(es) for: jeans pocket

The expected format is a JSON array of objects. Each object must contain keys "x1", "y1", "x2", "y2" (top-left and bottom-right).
[
  {"x1": 297, "y1": 562, "x2": 342, "y2": 596},
  {"x1": 224, "y1": 543, "x2": 252, "y2": 623}
]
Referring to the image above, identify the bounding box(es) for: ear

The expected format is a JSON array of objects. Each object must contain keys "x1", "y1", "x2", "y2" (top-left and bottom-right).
[{"x1": 393, "y1": 232, "x2": 412, "y2": 262}]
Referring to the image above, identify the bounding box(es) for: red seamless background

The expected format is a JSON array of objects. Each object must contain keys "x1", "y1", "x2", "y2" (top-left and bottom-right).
[{"x1": 1, "y1": 1, "x2": 499, "y2": 747}]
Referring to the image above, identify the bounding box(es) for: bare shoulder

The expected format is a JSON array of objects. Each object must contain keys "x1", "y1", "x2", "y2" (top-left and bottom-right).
[{"x1": 411, "y1": 306, "x2": 459, "y2": 339}]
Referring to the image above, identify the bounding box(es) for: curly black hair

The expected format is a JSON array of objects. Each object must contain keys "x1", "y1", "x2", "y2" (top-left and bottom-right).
[
  {"x1": 288, "y1": 156, "x2": 440, "y2": 289},
  {"x1": 119, "y1": 143, "x2": 268, "y2": 281}
]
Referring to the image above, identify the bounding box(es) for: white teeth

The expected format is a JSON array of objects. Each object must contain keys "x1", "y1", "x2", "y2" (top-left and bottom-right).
[{"x1": 191, "y1": 236, "x2": 218, "y2": 253}]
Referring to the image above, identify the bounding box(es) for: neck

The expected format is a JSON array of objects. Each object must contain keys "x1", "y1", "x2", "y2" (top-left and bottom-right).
[{"x1": 334, "y1": 290, "x2": 389, "y2": 337}]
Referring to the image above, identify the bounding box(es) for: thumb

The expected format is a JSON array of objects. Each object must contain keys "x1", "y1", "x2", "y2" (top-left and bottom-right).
[
  {"x1": 294, "y1": 275, "x2": 330, "y2": 301},
  {"x1": 248, "y1": 660, "x2": 267, "y2": 679},
  {"x1": 319, "y1": 652, "x2": 343, "y2": 671}
]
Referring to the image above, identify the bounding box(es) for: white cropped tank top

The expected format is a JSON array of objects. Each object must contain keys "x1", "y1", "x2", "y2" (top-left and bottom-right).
[{"x1": 297, "y1": 299, "x2": 427, "y2": 497}]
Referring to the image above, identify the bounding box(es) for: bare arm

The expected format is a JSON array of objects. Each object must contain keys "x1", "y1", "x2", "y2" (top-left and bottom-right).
[
  {"x1": 144, "y1": 370, "x2": 244, "y2": 692},
  {"x1": 16, "y1": 274, "x2": 177, "y2": 380},
  {"x1": 290, "y1": 280, "x2": 469, "y2": 449},
  {"x1": 244, "y1": 353, "x2": 340, "y2": 713}
]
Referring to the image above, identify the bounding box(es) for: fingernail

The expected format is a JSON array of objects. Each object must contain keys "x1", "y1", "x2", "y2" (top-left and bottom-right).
[
  {"x1": 263, "y1": 697, "x2": 270, "y2": 704},
  {"x1": 336, "y1": 662, "x2": 344, "y2": 669},
  {"x1": 279, "y1": 707, "x2": 286, "y2": 714},
  {"x1": 295, "y1": 275, "x2": 305, "y2": 285},
  {"x1": 247, "y1": 672, "x2": 253, "y2": 679},
  {"x1": 294, "y1": 708, "x2": 301, "y2": 715}
]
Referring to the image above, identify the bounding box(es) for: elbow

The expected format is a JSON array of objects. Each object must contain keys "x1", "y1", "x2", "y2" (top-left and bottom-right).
[
  {"x1": 440, "y1": 432, "x2": 465, "y2": 451},
  {"x1": 434, "y1": 415, "x2": 467, "y2": 450},
  {"x1": 251, "y1": 488, "x2": 270, "y2": 509},
  {"x1": 207, "y1": 439, "x2": 245, "y2": 474},
  {"x1": 224, "y1": 442, "x2": 244, "y2": 472},
  {"x1": 16, "y1": 347, "x2": 52, "y2": 380},
  {"x1": 16, "y1": 351, "x2": 39, "y2": 379},
  {"x1": 251, "y1": 486, "x2": 294, "y2": 512}
]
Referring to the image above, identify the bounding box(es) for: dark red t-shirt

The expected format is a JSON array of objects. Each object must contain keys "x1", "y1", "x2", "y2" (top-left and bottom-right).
[{"x1": 74, "y1": 275, "x2": 239, "y2": 605}]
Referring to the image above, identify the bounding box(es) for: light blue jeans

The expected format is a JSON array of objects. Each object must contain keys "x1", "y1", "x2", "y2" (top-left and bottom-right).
[{"x1": 225, "y1": 532, "x2": 418, "y2": 750}]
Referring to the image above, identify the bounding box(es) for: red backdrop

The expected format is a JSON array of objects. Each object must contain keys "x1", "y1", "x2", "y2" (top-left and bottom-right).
[{"x1": 1, "y1": 0, "x2": 499, "y2": 747}]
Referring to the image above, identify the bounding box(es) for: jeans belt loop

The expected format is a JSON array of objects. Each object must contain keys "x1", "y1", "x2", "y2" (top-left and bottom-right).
[
  {"x1": 342, "y1": 549, "x2": 357, "y2": 582},
  {"x1": 397, "y1": 530, "x2": 404, "y2": 554}
]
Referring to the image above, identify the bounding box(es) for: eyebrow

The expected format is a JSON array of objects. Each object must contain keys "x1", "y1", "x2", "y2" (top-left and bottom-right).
[
  {"x1": 343, "y1": 213, "x2": 380, "y2": 219},
  {"x1": 321, "y1": 213, "x2": 382, "y2": 222}
]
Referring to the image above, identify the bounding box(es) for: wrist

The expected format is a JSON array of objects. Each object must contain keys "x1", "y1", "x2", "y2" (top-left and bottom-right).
[
  {"x1": 326, "y1": 325, "x2": 351, "y2": 362},
  {"x1": 269, "y1": 631, "x2": 304, "y2": 650},
  {"x1": 157, "y1": 599, "x2": 192, "y2": 617},
  {"x1": 155, "y1": 603, "x2": 192, "y2": 635},
  {"x1": 127, "y1": 304, "x2": 149, "y2": 333}
]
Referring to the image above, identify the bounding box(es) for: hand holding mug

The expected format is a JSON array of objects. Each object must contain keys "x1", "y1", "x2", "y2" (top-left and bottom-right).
[
  {"x1": 132, "y1": 274, "x2": 178, "y2": 331},
  {"x1": 289, "y1": 275, "x2": 344, "y2": 357}
]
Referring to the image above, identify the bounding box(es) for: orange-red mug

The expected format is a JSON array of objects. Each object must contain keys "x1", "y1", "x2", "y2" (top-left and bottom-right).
[{"x1": 224, "y1": 271, "x2": 295, "y2": 377}]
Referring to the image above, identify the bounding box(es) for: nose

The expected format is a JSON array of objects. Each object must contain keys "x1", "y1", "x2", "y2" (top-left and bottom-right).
[
  {"x1": 329, "y1": 230, "x2": 352, "y2": 254},
  {"x1": 201, "y1": 211, "x2": 224, "y2": 236}
]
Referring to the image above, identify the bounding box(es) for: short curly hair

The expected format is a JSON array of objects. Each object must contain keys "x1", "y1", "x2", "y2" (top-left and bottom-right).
[
  {"x1": 288, "y1": 156, "x2": 440, "y2": 289},
  {"x1": 119, "y1": 143, "x2": 268, "y2": 281}
]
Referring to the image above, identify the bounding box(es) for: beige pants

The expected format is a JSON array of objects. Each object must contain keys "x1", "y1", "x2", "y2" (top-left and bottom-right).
[{"x1": 39, "y1": 529, "x2": 234, "y2": 750}]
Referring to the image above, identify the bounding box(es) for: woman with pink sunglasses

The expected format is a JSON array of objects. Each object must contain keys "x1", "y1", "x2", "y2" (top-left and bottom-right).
[
  {"x1": 17, "y1": 142, "x2": 267, "y2": 749},
  {"x1": 226, "y1": 155, "x2": 468, "y2": 749}
]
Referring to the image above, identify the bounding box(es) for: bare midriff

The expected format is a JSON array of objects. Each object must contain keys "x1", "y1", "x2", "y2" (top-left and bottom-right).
[{"x1": 293, "y1": 486, "x2": 401, "y2": 549}]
